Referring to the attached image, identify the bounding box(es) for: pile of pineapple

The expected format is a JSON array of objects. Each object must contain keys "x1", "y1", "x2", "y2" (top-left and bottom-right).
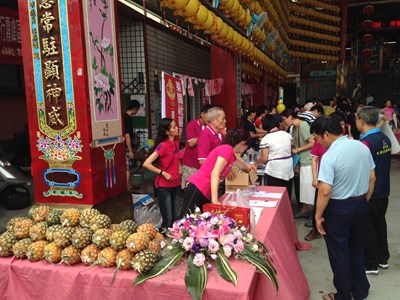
[{"x1": 0, "y1": 205, "x2": 164, "y2": 276}]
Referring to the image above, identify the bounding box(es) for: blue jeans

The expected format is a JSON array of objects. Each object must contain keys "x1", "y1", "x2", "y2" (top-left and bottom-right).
[
  {"x1": 157, "y1": 186, "x2": 181, "y2": 229},
  {"x1": 323, "y1": 197, "x2": 370, "y2": 300}
]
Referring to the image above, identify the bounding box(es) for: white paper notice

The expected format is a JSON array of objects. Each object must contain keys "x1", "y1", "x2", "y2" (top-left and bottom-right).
[
  {"x1": 249, "y1": 200, "x2": 278, "y2": 208},
  {"x1": 252, "y1": 207, "x2": 264, "y2": 225},
  {"x1": 251, "y1": 191, "x2": 282, "y2": 199}
]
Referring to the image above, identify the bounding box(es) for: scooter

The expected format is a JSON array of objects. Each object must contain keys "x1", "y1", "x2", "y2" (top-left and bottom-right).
[{"x1": 0, "y1": 159, "x2": 31, "y2": 210}]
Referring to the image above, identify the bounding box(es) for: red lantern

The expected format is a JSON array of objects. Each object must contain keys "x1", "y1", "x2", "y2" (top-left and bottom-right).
[
  {"x1": 362, "y1": 20, "x2": 374, "y2": 29},
  {"x1": 362, "y1": 5, "x2": 375, "y2": 16},
  {"x1": 361, "y1": 63, "x2": 371, "y2": 74},
  {"x1": 361, "y1": 33, "x2": 374, "y2": 44},
  {"x1": 362, "y1": 48, "x2": 373, "y2": 58}
]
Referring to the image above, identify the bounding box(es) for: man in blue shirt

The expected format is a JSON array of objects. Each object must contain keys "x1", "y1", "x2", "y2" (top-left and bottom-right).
[
  {"x1": 313, "y1": 116, "x2": 376, "y2": 300},
  {"x1": 357, "y1": 106, "x2": 392, "y2": 275}
]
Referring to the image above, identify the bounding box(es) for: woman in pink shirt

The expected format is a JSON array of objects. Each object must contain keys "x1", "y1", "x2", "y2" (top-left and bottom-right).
[
  {"x1": 144, "y1": 118, "x2": 181, "y2": 229},
  {"x1": 382, "y1": 100, "x2": 396, "y2": 129},
  {"x1": 180, "y1": 129, "x2": 255, "y2": 217}
]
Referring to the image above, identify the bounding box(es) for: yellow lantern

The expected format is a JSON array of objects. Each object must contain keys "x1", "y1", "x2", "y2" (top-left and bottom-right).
[
  {"x1": 277, "y1": 103, "x2": 286, "y2": 114},
  {"x1": 217, "y1": 22, "x2": 229, "y2": 39},
  {"x1": 188, "y1": 4, "x2": 208, "y2": 25},
  {"x1": 199, "y1": 10, "x2": 214, "y2": 30},
  {"x1": 178, "y1": 0, "x2": 200, "y2": 17},
  {"x1": 169, "y1": 0, "x2": 189, "y2": 10}
]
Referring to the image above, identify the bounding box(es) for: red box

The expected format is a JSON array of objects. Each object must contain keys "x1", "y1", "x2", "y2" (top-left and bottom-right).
[{"x1": 203, "y1": 203, "x2": 250, "y2": 229}]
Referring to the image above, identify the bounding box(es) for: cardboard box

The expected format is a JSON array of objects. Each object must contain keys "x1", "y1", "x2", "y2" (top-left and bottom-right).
[
  {"x1": 225, "y1": 169, "x2": 259, "y2": 191},
  {"x1": 203, "y1": 203, "x2": 251, "y2": 228}
]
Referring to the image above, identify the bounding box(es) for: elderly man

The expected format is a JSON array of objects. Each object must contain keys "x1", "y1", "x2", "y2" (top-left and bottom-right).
[
  {"x1": 313, "y1": 116, "x2": 375, "y2": 300},
  {"x1": 356, "y1": 106, "x2": 392, "y2": 275}
]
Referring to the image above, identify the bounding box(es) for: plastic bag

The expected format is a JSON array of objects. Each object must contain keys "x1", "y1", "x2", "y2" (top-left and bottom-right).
[{"x1": 133, "y1": 195, "x2": 163, "y2": 228}]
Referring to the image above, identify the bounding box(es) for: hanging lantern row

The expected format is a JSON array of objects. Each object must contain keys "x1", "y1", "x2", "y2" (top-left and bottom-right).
[
  {"x1": 160, "y1": 0, "x2": 287, "y2": 76},
  {"x1": 268, "y1": 0, "x2": 291, "y2": 44},
  {"x1": 290, "y1": 15, "x2": 340, "y2": 34},
  {"x1": 289, "y1": 28, "x2": 340, "y2": 43},
  {"x1": 241, "y1": 61, "x2": 264, "y2": 79},
  {"x1": 362, "y1": 20, "x2": 374, "y2": 30},
  {"x1": 296, "y1": 0, "x2": 341, "y2": 14},
  {"x1": 290, "y1": 39, "x2": 340, "y2": 52},
  {"x1": 361, "y1": 33, "x2": 374, "y2": 44},
  {"x1": 362, "y1": 5, "x2": 375, "y2": 16},
  {"x1": 289, "y1": 50, "x2": 339, "y2": 62},
  {"x1": 289, "y1": 4, "x2": 341, "y2": 24},
  {"x1": 360, "y1": 4, "x2": 375, "y2": 74}
]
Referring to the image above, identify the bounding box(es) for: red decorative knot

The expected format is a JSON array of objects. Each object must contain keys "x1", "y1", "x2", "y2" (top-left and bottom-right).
[
  {"x1": 362, "y1": 48, "x2": 373, "y2": 58},
  {"x1": 362, "y1": 5, "x2": 375, "y2": 16},
  {"x1": 361, "y1": 33, "x2": 374, "y2": 44},
  {"x1": 362, "y1": 20, "x2": 374, "y2": 30}
]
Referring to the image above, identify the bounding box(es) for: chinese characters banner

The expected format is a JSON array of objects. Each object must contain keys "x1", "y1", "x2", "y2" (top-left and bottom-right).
[
  {"x1": 162, "y1": 72, "x2": 184, "y2": 137},
  {"x1": 83, "y1": 0, "x2": 122, "y2": 147},
  {"x1": 28, "y1": 0, "x2": 82, "y2": 199},
  {"x1": 0, "y1": 7, "x2": 22, "y2": 64}
]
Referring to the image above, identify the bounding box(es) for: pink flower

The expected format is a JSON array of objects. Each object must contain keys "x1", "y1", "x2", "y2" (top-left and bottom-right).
[
  {"x1": 94, "y1": 73, "x2": 110, "y2": 91},
  {"x1": 189, "y1": 222, "x2": 212, "y2": 240},
  {"x1": 193, "y1": 253, "x2": 205, "y2": 267},
  {"x1": 234, "y1": 239, "x2": 244, "y2": 253},
  {"x1": 167, "y1": 223, "x2": 183, "y2": 240},
  {"x1": 223, "y1": 245, "x2": 232, "y2": 258},
  {"x1": 208, "y1": 239, "x2": 219, "y2": 254},
  {"x1": 219, "y1": 233, "x2": 235, "y2": 246},
  {"x1": 182, "y1": 237, "x2": 194, "y2": 251},
  {"x1": 101, "y1": 37, "x2": 111, "y2": 49}
]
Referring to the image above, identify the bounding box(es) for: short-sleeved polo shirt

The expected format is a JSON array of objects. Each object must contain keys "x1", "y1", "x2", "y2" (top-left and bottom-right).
[
  {"x1": 197, "y1": 125, "x2": 222, "y2": 162},
  {"x1": 155, "y1": 139, "x2": 181, "y2": 188},
  {"x1": 318, "y1": 136, "x2": 375, "y2": 199},
  {"x1": 182, "y1": 118, "x2": 204, "y2": 169}
]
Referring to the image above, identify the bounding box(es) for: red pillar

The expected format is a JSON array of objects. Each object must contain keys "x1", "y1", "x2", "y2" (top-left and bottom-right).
[
  {"x1": 18, "y1": 0, "x2": 125, "y2": 205},
  {"x1": 211, "y1": 45, "x2": 239, "y2": 129}
]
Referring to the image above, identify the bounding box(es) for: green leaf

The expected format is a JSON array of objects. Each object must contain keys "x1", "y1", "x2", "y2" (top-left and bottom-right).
[
  {"x1": 185, "y1": 253, "x2": 207, "y2": 300},
  {"x1": 109, "y1": 46, "x2": 113, "y2": 56},
  {"x1": 98, "y1": 102, "x2": 104, "y2": 113},
  {"x1": 92, "y1": 57, "x2": 98, "y2": 70},
  {"x1": 95, "y1": 98, "x2": 101, "y2": 105},
  {"x1": 133, "y1": 245, "x2": 185, "y2": 285},
  {"x1": 101, "y1": 65, "x2": 108, "y2": 76},
  {"x1": 239, "y1": 244, "x2": 278, "y2": 291},
  {"x1": 216, "y1": 251, "x2": 237, "y2": 286}
]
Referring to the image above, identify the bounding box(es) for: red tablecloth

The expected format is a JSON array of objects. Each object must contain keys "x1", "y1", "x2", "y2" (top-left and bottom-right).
[{"x1": 0, "y1": 187, "x2": 310, "y2": 300}]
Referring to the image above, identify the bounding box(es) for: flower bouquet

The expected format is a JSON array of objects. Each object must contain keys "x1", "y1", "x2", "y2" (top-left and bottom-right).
[{"x1": 134, "y1": 208, "x2": 278, "y2": 300}]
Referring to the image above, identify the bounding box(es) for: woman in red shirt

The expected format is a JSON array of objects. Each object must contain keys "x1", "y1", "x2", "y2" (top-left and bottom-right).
[{"x1": 143, "y1": 118, "x2": 181, "y2": 229}]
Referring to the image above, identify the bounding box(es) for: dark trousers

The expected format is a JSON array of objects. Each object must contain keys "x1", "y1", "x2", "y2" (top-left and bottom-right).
[
  {"x1": 293, "y1": 173, "x2": 302, "y2": 209},
  {"x1": 157, "y1": 186, "x2": 181, "y2": 229},
  {"x1": 179, "y1": 183, "x2": 209, "y2": 218},
  {"x1": 365, "y1": 197, "x2": 389, "y2": 268},
  {"x1": 323, "y1": 197, "x2": 370, "y2": 300},
  {"x1": 311, "y1": 188, "x2": 318, "y2": 231},
  {"x1": 265, "y1": 174, "x2": 292, "y2": 200}
]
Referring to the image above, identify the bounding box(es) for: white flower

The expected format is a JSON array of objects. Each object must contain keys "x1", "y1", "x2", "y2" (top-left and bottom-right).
[
  {"x1": 182, "y1": 237, "x2": 194, "y2": 251},
  {"x1": 193, "y1": 253, "x2": 205, "y2": 267},
  {"x1": 195, "y1": 207, "x2": 201, "y2": 213},
  {"x1": 223, "y1": 245, "x2": 232, "y2": 258},
  {"x1": 167, "y1": 245, "x2": 173, "y2": 250},
  {"x1": 233, "y1": 230, "x2": 242, "y2": 239},
  {"x1": 210, "y1": 254, "x2": 217, "y2": 260},
  {"x1": 209, "y1": 216, "x2": 219, "y2": 225},
  {"x1": 160, "y1": 240, "x2": 166, "y2": 249},
  {"x1": 251, "y1": 244, "x2": 259, "y2": 252},
  {"x1": 240, "y1": 226, "x2": 247, "y2": 232},
  {"x1": 208, "y1": 239, "x2": 219, "y2": 254},
  {"x1": 201, "y1": 212, "x2": 211, "y2": 219},
  {"x1": 101, "y1": 37, "x2": 111, "y2": 49},
  {"x1": 94, "y1": 73, "x2": 110, "y2": 91}
]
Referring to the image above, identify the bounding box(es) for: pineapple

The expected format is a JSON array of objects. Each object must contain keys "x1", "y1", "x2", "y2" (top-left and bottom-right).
[
  {"x1": 80, "y1": 244, "x2": 100, "y2": 266},
  {"x1": 53, "y1": 227, "x2": 74, "y2": 248},
  {"x1": 126, "y1": 232, "x2": 149, "y2": 254},
  {"x1": 45, "y1": 209, "x2": 62, "y2": 225},
  {"x1": 131, "y1": 249, "x2": 157, "y2": 274},
  {"x1": 31, "y1": 205, "x2": 51, "y2": 222},
  {"x1": 60, "y1": 208, "x2": 81, "y2": 227},
  {"x1": 137, "y1": 223, "x2": 158, "y2": 240},
  {"x1": 12, "y1": 238, "x2": 32, "y2": 259},
  {"x1": 46, "y1": 224, "x2": 63, "y2": 242},
  {"x1": 97, "y1": 247, "x2": 118, "y2": 268},
  {"x1": 119, "y1": 219, "x2": 138, "y2": 234},
  {"x1": 89, "y1": 214, "x2": 111, "y2": 232},
  {"x1": 71, "y1": 227, "x2": 93, "y2": 249},
  {"x1": 60, "y1": 245, "x2": 81, "y2": 265},
  {"x1": 79, "y1": 208, "x2": 100, "y2": 228},
  {"x1": 116, "y1": 249, "x2": 133, "y2": 270},
  {"x1": 110, "y1": 224, "x2": 120, "y2": 231},
  {"x1": 26, "y1": 240, "x2": 48, "y2": 261},
  {"x1": 29, "y1": 221, "x2": 48, "y2": 241},
  {"x1": 147, "y1": 240, "x2": 161, "y2": 256},
  {"x1": 0, "y1": 231, "x2": 17, "y2": 257},
  {"x1": 110, "y1": 230, "x2": 130, "y2": 251},
  {"x1": 43, "y1": 242, "x2": 63, "y2": 263},
  {"x1": 9, "y1": 218, "x2": 33, "y2": 239},
  {"x1": 92, "y1": 228, "x2": 113, "y2": 249},
  {"x1": 154, "y1": 232, "x2": 165, "y2": 240}
]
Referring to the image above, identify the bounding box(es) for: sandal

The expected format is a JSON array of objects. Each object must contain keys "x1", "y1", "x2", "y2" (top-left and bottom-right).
[{"x1": 322, "y1": 292, "x2": 335, "y2": 300}]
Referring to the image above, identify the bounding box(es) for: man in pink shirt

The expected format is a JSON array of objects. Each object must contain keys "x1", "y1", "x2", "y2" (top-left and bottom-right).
[
  {"x1": 181, "y1": 105, "x2": 211, "y2": 188},
  {"x1": 197, "y1": 106, "x2": 226, "y2": 165}
]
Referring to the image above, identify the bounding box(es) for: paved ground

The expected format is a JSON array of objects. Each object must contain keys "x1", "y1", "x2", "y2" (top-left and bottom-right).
[{"x1": 1, "y1": 158, "x2": 400, "y2": 299}]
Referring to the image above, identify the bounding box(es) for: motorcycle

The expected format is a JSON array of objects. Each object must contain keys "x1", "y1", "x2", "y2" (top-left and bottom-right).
[{"x1": 0, "y1": 158, "x2": 31, "y2": 210}]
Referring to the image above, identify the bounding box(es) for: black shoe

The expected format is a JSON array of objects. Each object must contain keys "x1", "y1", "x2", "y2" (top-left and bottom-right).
[
  {"x1": 304, "y1": 219, "x2": 313, "y2": 227},
  {"x1": 294, "y1": 211, "x2": 310, "y2": 219},
  {"x1": 378, "y1": 262, "x2": 389, "y2": 269},
  {"x1": 365, "y1": 267, "x2": 379, "y2": 275}
]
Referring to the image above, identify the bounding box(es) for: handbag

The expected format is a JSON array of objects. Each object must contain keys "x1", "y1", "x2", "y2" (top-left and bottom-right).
[{"x1": 292, "y1": 153, "x2": 300, "y2": 170}]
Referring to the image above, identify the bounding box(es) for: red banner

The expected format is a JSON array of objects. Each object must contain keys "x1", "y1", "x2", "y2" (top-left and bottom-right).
[
  {"x1": 161, "y1": 72, "x2": 184, "y2": 137},
  {"x1": 0, "y1": 7, "x2": 22, "y2": 64}
]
